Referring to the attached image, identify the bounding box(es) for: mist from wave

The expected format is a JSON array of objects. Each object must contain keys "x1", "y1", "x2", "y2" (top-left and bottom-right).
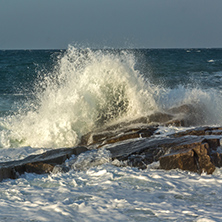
[{"x1": 1, "y1": 46, "x2": 222, "y2": 149}]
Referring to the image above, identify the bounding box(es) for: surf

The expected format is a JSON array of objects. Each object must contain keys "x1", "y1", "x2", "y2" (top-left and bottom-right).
[
  {"x1": 0, "y1": 46, "x2": 158, "y2": 148},
  {"x1": 1, "y1": 46, "x2": 222, "y2": 149}
]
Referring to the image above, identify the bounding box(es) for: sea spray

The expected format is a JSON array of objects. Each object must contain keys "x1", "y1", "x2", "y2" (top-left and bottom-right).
[
  {"x1": 0, "y1": 46, "x2": 158, "y2": 148},
  {"x1": 1, "y1": 47, "x2": 222, "y2": 149}
]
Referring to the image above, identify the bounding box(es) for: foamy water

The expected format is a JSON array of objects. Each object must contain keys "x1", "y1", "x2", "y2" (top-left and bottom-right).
[
  {"x1": 1, "y1": 47, "x2": 222, "y2": 221},
  {"x1": 1, "y1": 146, "x2": 222, "y2": 222}
]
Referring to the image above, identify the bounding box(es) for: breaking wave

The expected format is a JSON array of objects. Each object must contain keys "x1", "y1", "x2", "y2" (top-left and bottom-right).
[{"x1": 1, "y1": 46, "x2": 222, "y2": 148}]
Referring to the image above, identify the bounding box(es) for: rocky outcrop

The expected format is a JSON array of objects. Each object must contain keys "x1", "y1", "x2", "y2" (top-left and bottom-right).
[
  {"x1": 80, "y1": 125, "x2": 158, "y2": 147},
  {"x1": 1, "y1": 103, "x2": 222, "y2": 181},
  {"x1": 0, "y1": 146, "x2": 88, "y2": 182},
  {"x1": 106, "y1": 134, "x2": 221, "y2": 174}
]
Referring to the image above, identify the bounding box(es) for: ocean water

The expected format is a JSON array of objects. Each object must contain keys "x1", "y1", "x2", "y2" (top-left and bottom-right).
[{"x1": 1, "y1": 46, "x2": 222, "y2": 221}]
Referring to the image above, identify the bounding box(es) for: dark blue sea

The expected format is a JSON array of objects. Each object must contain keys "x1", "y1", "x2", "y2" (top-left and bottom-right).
[{"x1": 1, "y1": 47, "x2": 222, "y2": 221}]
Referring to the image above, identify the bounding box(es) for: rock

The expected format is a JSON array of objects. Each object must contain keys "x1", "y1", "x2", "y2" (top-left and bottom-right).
[
  {"x1": 211, "y1": 152, "x2": 222, "y2": 167},
  {"x1": 172, "y1": 127, "x2": 222, "y2": 138},
  {"x1": 80, "y1": 125, "x2": 157, "y2": 147},
  {"x1": 148, "y1": 112, "x2": 174, "y2": 123},
  {"x1": 167, "y1": 103, "x2": 206, "y2": 126},
  {"x1": 0, "y1": 146, "x2": 88, "y2": 182},
  {"x1": 159, "y1": 149, "x2": 197, "y2": 172},
  {"x1": 159, "y1": 143, "x2": 216, "y2": 174},
  {"x1": 1, "y1": 119, "x2": 222, "y2": 182},
  {"x1": 192, "y1": 143, "x2": 216, "y2": 174},
  {"x1": 106, "y1": 132, "x2": 221, "y2": 174},
  {"x1": 107, "y1": 136, "x2": 205, "y2": 161},
  {"x1": 25, "y1": 162, "x2": 54, "y2": 174},
  {"x1": 80, "y1": 103, "x2": 209, "y2": 146}
]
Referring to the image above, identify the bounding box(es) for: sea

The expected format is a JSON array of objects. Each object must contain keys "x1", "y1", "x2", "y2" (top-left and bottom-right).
[{"x1": 0, "y1": 46, "x2": 222, "y2": 221}]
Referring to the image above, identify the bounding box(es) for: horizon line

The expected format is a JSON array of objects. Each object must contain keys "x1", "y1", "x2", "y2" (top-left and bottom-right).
[{"x1": 1, "y1": 47, "x2": 222, "y2": 51}]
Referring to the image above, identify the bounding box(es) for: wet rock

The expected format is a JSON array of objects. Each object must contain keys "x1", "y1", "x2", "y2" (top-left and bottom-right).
[
  {"x1": 192, "y1": 143, "x2": 216, "y2": 174},
  {"x1": 159, "y1": 143, "x2": 216, "y2": 174},
  {"x1": 172, "y1": 127, "x2": 222, "y2": 138},
  {"x1": 2, "y1": 118, "x2": 222, "y2": 182},
  {"x1": 106, "y1": 131, "x2": 222, "y2": 174},
  {"x1": 80, "y1": 125, "x2": 157, "y2": 146},
  {"x1": 107, "y1": 136, "x2": 205, "y2": 161},
  {"x1": 0, "y1": 146, "x2": 88, "y2": 182},
  {"x1": 103, "y1": 128, "x2": 157, "y2": 146},
  {"x1": 211, "y1": 152, "x2": 222, "y2": 167},
  {"x1": 167, "y1": 103, "x2": 206, "y2": 126},
  {"x1": 80, "y1": 103, "x2": 209, "y2": 147},
  {"x1": 25, "y1": 162, "x2": 54, "y2": 174},
  {"x1": 148, "y1": 112, "x2": 174, "y2": 123},
  {"x1": 159, "y1": 149, "x2": 197, "y2": 172}
]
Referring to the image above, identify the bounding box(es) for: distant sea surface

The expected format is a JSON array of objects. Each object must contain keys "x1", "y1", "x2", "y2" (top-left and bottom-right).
[{"x1": 0, "y1": 47, "x2": 222, "y2": 221}]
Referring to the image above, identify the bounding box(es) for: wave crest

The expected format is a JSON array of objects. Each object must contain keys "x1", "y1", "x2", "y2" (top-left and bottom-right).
[{"x1": 1, "y1": 46, "x2": 157, "y2": 148}]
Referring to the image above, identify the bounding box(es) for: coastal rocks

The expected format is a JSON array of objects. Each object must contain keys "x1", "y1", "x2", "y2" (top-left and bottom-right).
[
  {"x1": 106, "y1": 135, "x2": 220, "y2": 174},
  {"x1": 80, "y1": 103, "x2": 205, "y2": 146},
  {"x1": 1, "y1": 103, "x2": 222, "y2": 181},
  {"x1": 0, "y1": 146, "x2": 88, "y2": 182},
  {"x1": 1, "y1": 127, "x2": 222, "y2": 181}
]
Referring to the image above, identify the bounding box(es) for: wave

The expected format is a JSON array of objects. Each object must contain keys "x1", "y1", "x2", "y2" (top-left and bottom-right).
[{"x1": 1, "y1": 46, "x2": 222, "y2": 148}]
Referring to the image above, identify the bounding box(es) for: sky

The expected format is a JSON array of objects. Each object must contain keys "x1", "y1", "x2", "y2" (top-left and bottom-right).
[{"x1": 0, "y1": 0, "x2": 222, "y2": 49}]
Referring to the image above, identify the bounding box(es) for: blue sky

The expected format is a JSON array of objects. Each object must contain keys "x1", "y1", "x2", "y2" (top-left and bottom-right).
[{"x1": 1, "y1": 0, "x2": 222, "y2": 49}]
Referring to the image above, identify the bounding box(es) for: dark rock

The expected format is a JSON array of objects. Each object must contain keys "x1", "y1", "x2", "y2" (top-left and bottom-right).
[
  {"x1": 107, "y1": 136, "x2": 204, "y2": 161},
  {"x1": 25, "y1": 162, "x2": 54, "y2": 174},
  {"x1": 192, "y1": 143, "x2": 216, "y2": 174},
  {"x1": 106, "y1": 132, "x2": 221, "y2": 174},
  {"x1": 103, "y1": 128, "x2": 157, "y2": 146},
  {"x1": 0, "y1": 146, "x2": 88, "y2": 182},
  {"x1": 172, "y1": 127, "x2": 222, "y2": 138},
  {"x1": 203, "y1": 137, "x2": 220, "y2": 151},
  {"x1": 167, "y1": 103, "x2": 206, "y2": 126},
  {"x1": 211, "y1": 152, "x2": 222, "y2": 168},
  {"x1": 159, "y1": 143, "x2": 216, "y2": 174},
  {"x1": 148, "y1": 112, "x2": 174, "y2": 123}
]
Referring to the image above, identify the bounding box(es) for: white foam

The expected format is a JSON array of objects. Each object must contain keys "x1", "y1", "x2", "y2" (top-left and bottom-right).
[
  {"x1": 1, "y1": 160, "x2": 222, "y2": 221},
  {"x1": 0, "y1": 46, "x2": 159, "y2": 148},
  {"x1": 1, "y1": 46, "x2": 222, "y2": 149}
]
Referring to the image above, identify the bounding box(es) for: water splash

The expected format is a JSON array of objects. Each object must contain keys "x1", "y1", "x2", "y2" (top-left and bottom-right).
[
  {"x1": 1, "y1": 46, "x2": 222, "y2": 149},
  {"x1": 0, "y1": 46, "x2": 158, "y2": 148}
]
